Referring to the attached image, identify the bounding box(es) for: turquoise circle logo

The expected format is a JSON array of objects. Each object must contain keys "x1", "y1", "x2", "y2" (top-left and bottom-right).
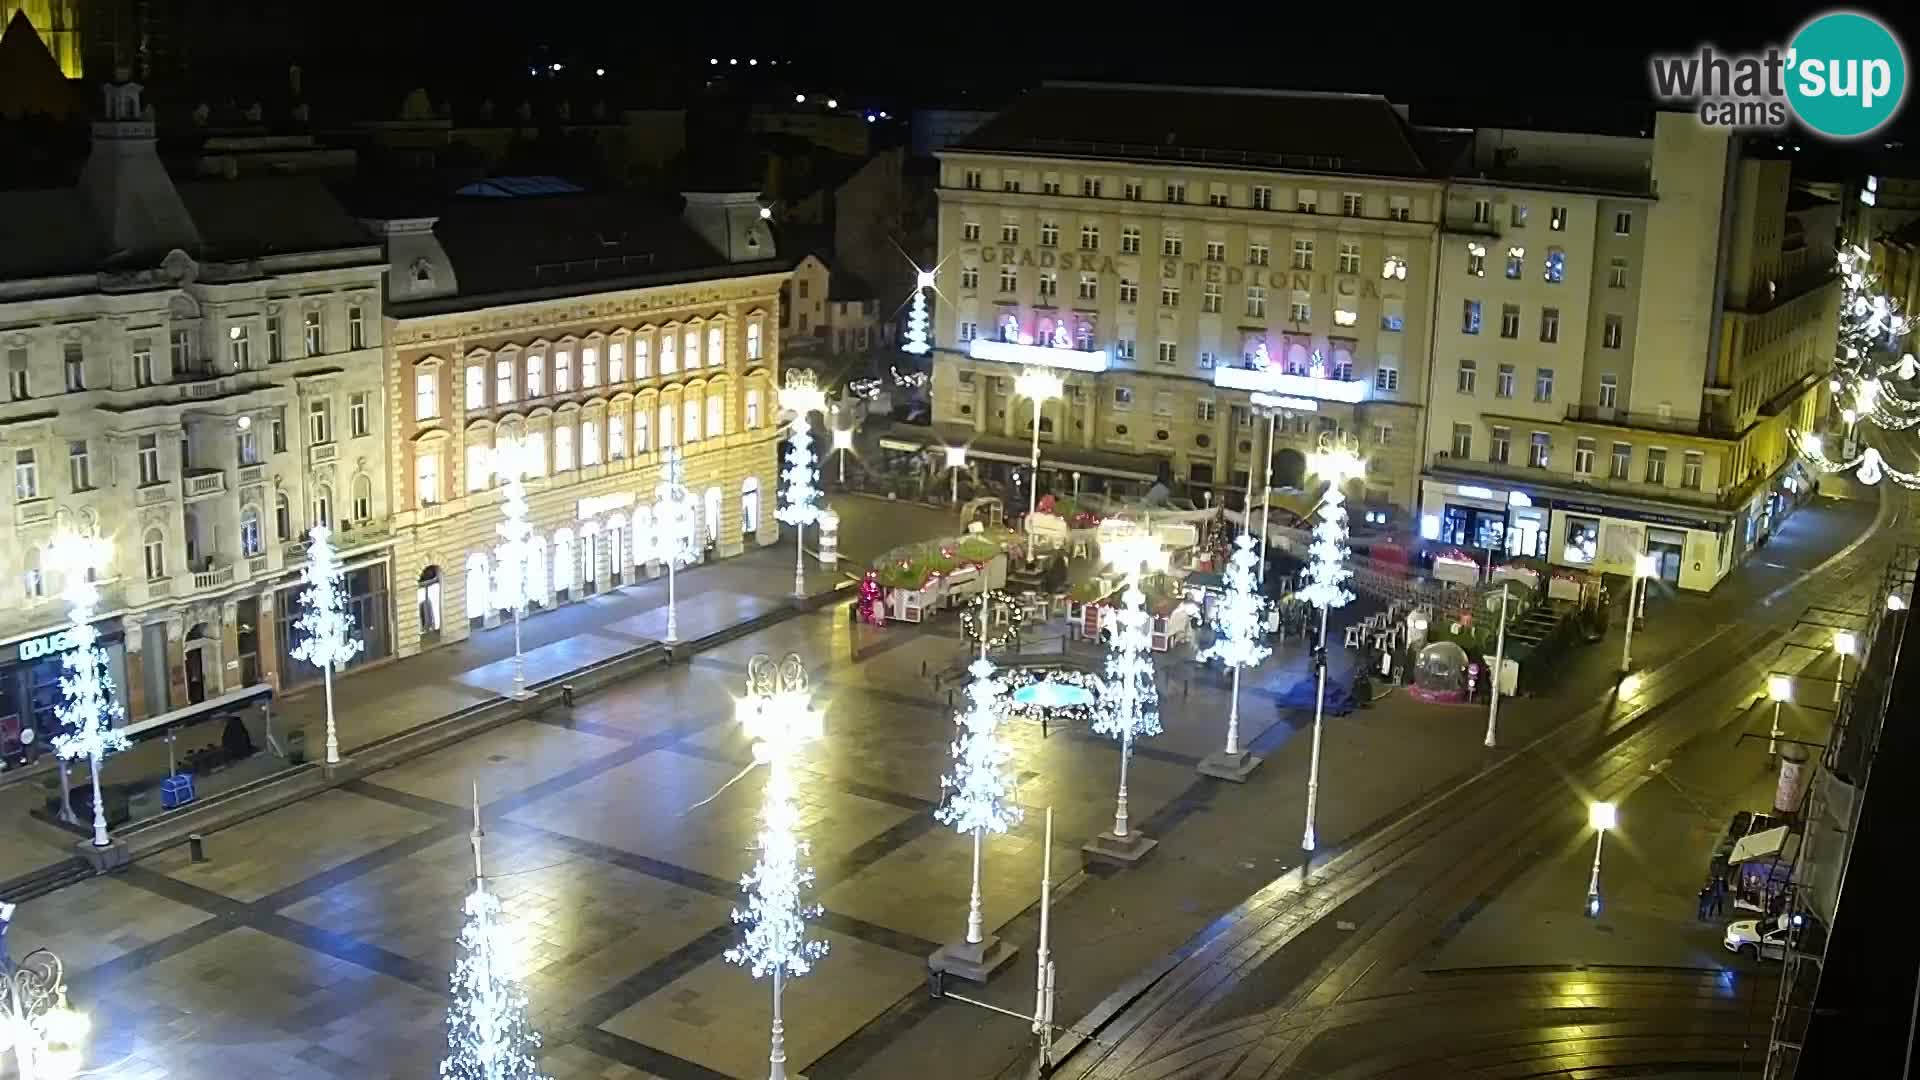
[{"x1": 1787, "y1": 11, "x2": 1907, "y2": 138}]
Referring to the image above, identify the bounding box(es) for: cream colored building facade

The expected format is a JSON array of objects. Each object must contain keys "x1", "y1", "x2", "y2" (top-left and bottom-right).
[
  {"x1": 0, "y1": 81, "x2": 392, "y2": 736},
  {"x1": 370, "y1": 191, "x2": 786, "y2": 660},
  {"x1": 929, "y1": 84, "x2": 1443, "y2": 512},
  {"x1": 1421, "y1": 115, "x2": 1840, "y2": 592}
]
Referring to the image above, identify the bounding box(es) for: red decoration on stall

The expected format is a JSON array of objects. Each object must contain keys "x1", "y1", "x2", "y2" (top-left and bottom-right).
[{"x1": 858, "y1": 572, "x2": 885, "y2": 626}]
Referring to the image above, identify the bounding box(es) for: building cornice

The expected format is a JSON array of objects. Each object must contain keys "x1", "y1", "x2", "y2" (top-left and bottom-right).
[{"x1": 387, "y1": 272, "x2": 788, "y2": 350}]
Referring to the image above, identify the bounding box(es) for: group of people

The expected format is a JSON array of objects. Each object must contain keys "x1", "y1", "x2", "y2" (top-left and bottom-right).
[{"x1": 1696, "y1": 873, "x2": 1731, "y2": 921}]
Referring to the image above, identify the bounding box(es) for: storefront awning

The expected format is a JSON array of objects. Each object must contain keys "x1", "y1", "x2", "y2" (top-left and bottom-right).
[{"x1": 1730, "y1": 824, "x2": 1792, "y2": 864}]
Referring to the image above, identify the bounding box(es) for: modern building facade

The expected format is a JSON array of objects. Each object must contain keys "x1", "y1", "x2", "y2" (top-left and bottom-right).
[
  {"x1": 0, "y1": 79, "x2": 392, "y2": 747},
  {"x1": 365, "y1": 187, "x2": 787, "y2": 661},
  {"x1": 929, "y1": 83, "x2": 1446, "y2": 511},
  {"x1": 1420, "y1": 116, "x2": 1839, "y2": 592}
]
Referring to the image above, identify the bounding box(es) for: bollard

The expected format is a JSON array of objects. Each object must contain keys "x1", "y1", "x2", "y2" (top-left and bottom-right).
[
  {"x1": 188, "y1": 833, "x2": 207, "y2": 863},
  {"x1": 561, "y1": 683, "x2": 576, "y2": 707}
]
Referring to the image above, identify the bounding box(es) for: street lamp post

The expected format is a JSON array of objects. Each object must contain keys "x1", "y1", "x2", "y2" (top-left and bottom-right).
[
  {"x1": 1485, "y1": 583, "x2": 1509, "y2": 748},
  {"x1": 1620, "y1": 553, "x2": 1655, "y2": 673},
  {"x1": 0, "y1": 904, "x2": 90, "y2": 1080},
  {"x1": 1767, "y1": 674, "x2": 1792, "y2": 756},
  {"x1": 946, "y1": 445, "x2": 968, "y2": 505},
  {"x1": 1586, "y1": 801, "x2": 1616, "y2": 916},
  {"x1": 1015, "y1": 368, "x2": 1064, "y2": 560},
  {"x1": 1255, "y1": 405, "x2": 1283, "y2": 585},
  {"x1": 1833, "y1": 631, "x2": 1857, "y2": 703},
  {"x1": 1299, "y1": 436, "x2": 1362, "y2": 853},
  {"x1": 832, "y1": 424, "x2": 853, "y2": 486},
  {"x1": 778, "y1": 375, "x2": 828, "y2": 598},
  {"x1": 492, "y1": 442, "x2": 536, "y2": 700},
  {"x1": 47, "y1": 534, "x2": 129, "y2": 848},
  {"x1": 1085, "y1": 533, "x2": 1166, "y2": 864}
]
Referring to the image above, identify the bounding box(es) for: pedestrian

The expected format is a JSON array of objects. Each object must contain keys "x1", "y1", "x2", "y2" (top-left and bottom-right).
[
  {"x1": 1697, "y1": 886, "x2": 1712, "y2": 921},
  {"x1": 1710, "y1": 879, "x2": 1727, "y2": 918}
]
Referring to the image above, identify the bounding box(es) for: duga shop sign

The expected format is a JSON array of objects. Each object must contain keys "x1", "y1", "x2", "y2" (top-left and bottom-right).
[{"x1": 18, "y1": 628, "x2": 79, "y2": 661}]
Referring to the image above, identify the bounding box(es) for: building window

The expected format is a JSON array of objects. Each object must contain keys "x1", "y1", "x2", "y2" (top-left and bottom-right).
[
  {"x1": 1457, "y1": 358, "x2": 1477, "y2": 394},
  {"x1": 963, "y1": 169, "x2": 982, "y2": 190},
  {"x1": 1341, "y1": 192, "x2": 1364, "y2": 217},
  {"x1": 271, "y1": 408, "x2": 286, "y2": 453},
  {"x1": 1078, "y1": 273, "x2": 1098, "y2": 301},
  {"x1": 526, "y1": 431, "x2": 547, "y2": 474},
  {"x1": 1540, "y1": 308, "x2": 1560, "y2": 343},
  {"x1": 309, "y1": 398, "x2": 332, "y2": 443},
  {"x1": 1511, "y1": 204, "x2": 1529, "y2": 228},
  {"x1": 1246, "y1": 286, "x2": 1267, "y2": 318},
  {"x1": 582, "y1": 419, "x2": 602, "y2": 465},
  {"x1": 1161, "y1": 285, "x2": 1180, "y2": 308},
  {"x1": 415, "y1": 369, "x2": 439, "y2": 420},
  {"x1": 555, "y1": 348, "x2": 574, "y2": 392},
  {"x1": 1574, "y1": 437, "x2": 1596, "y2": 474},
  {"x1": 466, "y1": 444, "x2": 492, "y2": 494},
  {"x1": 664, "y1": 332, "x2": 683, "y2": 376},
  {"x1": 138, "y1": 433, "x2": 161, "y2": 484},
  {"x1": 1463, "y1": 300, "x2": 1482, "y2": 334},
  {"x1": 494, "y1": 359, "x2": 516, "y2": 404},
  {"x1": 1451, "y1": 423, "x2": 1472, "y2": 458},
  {"x1": 63, "y1": 343, "x2": 85, "y2": 390},
  {"x1": 1613, "y1": 211, "x2": 1632, "y2": 235},
  {"x1": 347, "y1": 304, "x2": 366, "y2": 349},
  {"x1": 1040, "y1": 175, "x2": 1060, "y2": 195},
  {"x1": 1204, "y1": 240, "x2": 1224, "y2": 263},
  {"x1": 416, "y1": 451, "x2": 441, "y2": 505},
  {"x1": 1194, "y1": 398, "x2": 1217, "y2": 423},
  {"x1": 1252, "y1": 185, "x2": 1272, "y2": 210},
  {"x1": 1291, "y1": 238, "x2": 1314, "y2": 270},
  {"x1": 1506, "y1": 249, "x2": 1524, "y2": 279},
  {"x1": 1162, "y1": 232, "x2": 1183, "y2": 257},
  {"x1": 1165, "y1": 182, "x2": 1186, "y2": 203},
  {"x1": 1550, "y1": 206, "x2": 1567, "y2": 231},
  {"x1": 706, "y1": 395, "x2": 724, "y2": 438},
  {"x1": 1208, "y1": 187, "x2": 1228, "y2": 207},
  {"x1": 1496, "y1": 363, "x2": 1515, "y2": 398},
  {"x1": 683, "y1": 398, "x2": 702, "y2": 443},
  {"x1": 1119, "y1": 279, "x2": 1139, "y2": 304},
  {"x1": 465, "y1": 363, "x2": 486, "y2": 408},
  {"x1": 1248, "y1": 242, "x2": 1270, "y2": 266},
  {"x1": 1115, "y1": 338, "x2": 1135, "y2": 361},
  {"x1": 634, "y1": 411, "x2": 649, "y2": 452},
  {"x1": 999, "y1": 266, "x2": 1018, "y2": 292},
  {"x1": 304, "y1": 310, "x2": 323, "y2": 355},
  {"x1": 1338, "y1": 241, "x2": 1361, "y2": 275},
  {"x1": 132, "y1": 337, "x2": 156, "y2": 387},
  {"x1": 237, "y1": 428, "x2": 258, "y2": 466},
  {"x1": 1202, "y1": 282, "x2": 1222, "y2": 313},
  {"x1": 1388, "y1": 196, "x2": 1410, "y2": 222},
  {"x1": 583, "y1": 346, "x2": 601, "y2": 387},
  {"x1": 1645, "y1": 447, "x2": 1668, "y2": 485},
  {"x1": 958, "y1": 321, "x2": 978, "y2": 342},
  {"x1": 274, "y1": 492, "x2": 292, "y2": 540},
  {"x1": 350, "y1": 391, "x2": 370, "y2": 437},
  {"x1": 1039, "y1": 271, "x2": 1058, "y2": 298},
  {"x1": 1121, "y1": 226, "x2": 1141, "y2": 254},
  {"x1": 1082, "y1": 176, "x2": 1103, "y2": 197},
  {"x1": 1074, "y1": 222, "x2": 1099, "y2": 252},
  {"x1": 1599, "y1": 373, "x2": 1619, "y2": 409},
  {"x1": 1156, "y1": 342, "x2": 1177, "y2": 366},
  {"x1": 1534, "y1": 367, "x2": 1554, "y2": 402},
  {"x1": 1470, "y1": 198, "x2": 1491, "y2": 224},
  {"x1": 1544, "y1": 249, "x2": 1566, "y2": 284},
  {"x1": 1500, "y1": 304, "x2": 1520, "y2": 339},
  {"x1": 1528, "y1": 431, "x2": 1550, "y2": 468},
  {"x1": 144, "y1": 529, "x2": 166, "y2": 580},
  {"x1": 168, "y1": 330, "x2": 192, "y2": 376},
  {"x1": 67, "y1": 440, "x2": 89, "y2": 492},
  {"x1": 1001, "y1": 222, "x2": 1019, "y2": 244},
  {"x1": 267, "y1": 316, "x2": 283, "y2": 362},
  {"x1": 1609, "y1": 258, "x2": 1629, "y2": 289},
  {"x1": 1610, "y1": 442, "x2": 1631, "y2": 480},
  {"x1": 3, "y1": 349, "x2": 26, "y2": 401},
  {"x1": 1382, "y1": 302, "x2": 1404, "y2": 332},
  {"x1": 1040, "y1": 220, "x2": 1059, "y2": 247},
  {"x1": 746, "y1": 321, "x2": 763, "y2": 361},
  {"x1": 1295, "y1": 189, "x2": 1318, "y2": 213},
  {"x1": 659, "y1": 405, "x2": 675, "y2": 448},
  {"x1": 553, "y1": 423, "x2": 574, "y2": 469},
  {"x1": 1375, "y1": 363, "x2": 1399, "y2": 393},
  {"x1": 1682, "y1": 451, "x2": 1703, "y2": 490},
  {"x1": 1115, "y1": 180, "x2": 1136, "y2": 201},
  {"x1": 353, "y1": 476, "x2": 372, "y2": 520},
  {"x1": 240, "y1": 506, "x2": 263, "y2": 557},
  {"x1": 1603, "y1": 315, "x2": 1623, "y2": 349},
  {"x1": 1490, "y1": 426, "x2": 1511, "y2": 465},
  {"x1": 1466, "y1": 245, "x2": 1486, "y2": 276},
  {"x1": 1289, "y1": 299, "x2": 1311, "y2": 323},
  {"x1": 1198, "y1": 351, "x2": 1217, "y2": 370},
  {"x1": 610, "y1": 414, "x2": 627, "y2": 459},
  {"x1": 1003, "y1": 176, "x2": 1022, "y2": 193},
  {"x1": 962, "y1": 222, "x2": 981, "y2": 242}
]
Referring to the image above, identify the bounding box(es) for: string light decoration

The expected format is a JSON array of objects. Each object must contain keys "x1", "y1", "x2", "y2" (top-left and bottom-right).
[
  {"x1": 726, "y1": 654, "x2": 827, "y2": 1080},
  {"x1": 291, "y1": 524, "x2": 365, "y2": 766},
  {"x1": 1197, "y1": 532, "x2": 1271, "y2": 773},
  {"x1": 778, "y1": 374, "x2": 827, "y2": 598},
  {"x1": 492, "y1": 442, "x2": 537, "y2": 698},
  {"x1": 442, "y1": 789, "x2": 547, "y2": 1080},
  {"x1": 1090, "y1": 534, "x2": 1166, "y2": 854},
  {"x1": 1830, "y1": 244, "x2": 1920, "y2": 432},
  {"x1": 933, "y1": 600, "x2": 1023, "y2": 963},
  {"x1": 1794, "y1": 429, "x2": 1920, "y2": 489},
  {"x1": 653, "y1": 447, "x2": 701, "y2": 643},
  {"x1": 1300, "y1": 438, "x2": 1364, "y2": 852},
  {"x1": 48, "y1": 533, "x2": 127, "y2": 849},
  {"x1": 902, "y1": 269, "x2": 933, "y2": 356},
  {"x1": 999, "y1": 667, "x2": 1103, "y2": 728},
  {"x1": 960, "y1": 588, "x2": 1026, "y2": 649}
]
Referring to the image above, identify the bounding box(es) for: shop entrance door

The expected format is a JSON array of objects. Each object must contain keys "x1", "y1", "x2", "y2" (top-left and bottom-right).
[{"x1": 1647, "y1": 528, "x2": 1686, "y2": 585}]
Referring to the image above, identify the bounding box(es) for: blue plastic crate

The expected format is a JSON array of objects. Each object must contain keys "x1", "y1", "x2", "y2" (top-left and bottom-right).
[{"x1": 161, "y1": 773, "x2": 195, "y2": 810}]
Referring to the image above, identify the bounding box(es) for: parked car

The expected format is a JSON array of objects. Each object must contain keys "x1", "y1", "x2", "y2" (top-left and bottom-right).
[{"x1": 1724, "y1": 915, "x2": 1790, "y2": 961}]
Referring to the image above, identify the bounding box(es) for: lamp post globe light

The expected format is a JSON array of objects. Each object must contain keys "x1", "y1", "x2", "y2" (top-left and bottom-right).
[
  {"x1": 945, "y1": 445, "x2": 969, "y2": 504},
  {"x1": 1620, "y1": 552, "x2": 1656, "y2": 674},
  {"x1": 1014, "y1": 367, "x2": 1064, "y2": 560},
  {"x1": 46, "y1": 533, "x2": 129, "y2": 849},
  {"x1": 290, "y1": 524, "x2": 365, "y2": 766},
  {"x1": 1833, "y1": 631, "x2": 1858, "y2": 704},
  {"x1": 653, "y1": 447, "x2": 701, "y2": 643},
  {"x1": 1084, "y1": 532, "x2": 1166, "y2": 864},
  {"x1": 726, "y1": 654, "x2": 828, "y2": 1080},
  {"x1": 0, "y1": 903, "x2": 91, "y2": 1080},
  {"x1": 1299, "y1": 436, "x2": 1363, "y2": 854},
  {"x1": 1767, "y1": 673, "x2": 1793, "y2": 757},
  {"x1": 777, "y1": 373, "x2": 828, "y2": 599},
  {"x1": 1586, "y1": 801, "x2": 1617, "y2": 917},
  {"x1": 492, "y1": 441, "x2": 538, "y2": 700}
]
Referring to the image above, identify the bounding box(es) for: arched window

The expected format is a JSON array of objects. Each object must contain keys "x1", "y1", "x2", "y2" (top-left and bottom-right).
[
  {"x1": 609, "y1": 413, "x2": 627, "y2": 459},
  {"x1": 313, "y1": 484, "x2": 333, "y2": 529},
  {"x1": 659, "y1": 404, "x2": 676, "y2": 448},
  {"x1": 143, "y1": 528, "x2": 166, "y2": 580},
  {"x1": 525, "y1": 430, "x2": 547, "y2": 476},
  {"x1": 240, "y1": 505, "x2": 263, "y2": 557},
  {"x1": 684, "y1": 329, "x2": 701, "y2": 369},
  {"x1": 746, "y1": 320, "x2": 763, "y2": 361},
  {"x1": 555, "y1": 423, "x2": 574, "y2": 471},
  {"x1": 582, "y1": 346, "x2": 600, "y2": 388},
  {"x1": 525, "y1": 351, "x2": 545, "y2": 398},
  {"x1": 581, "y1": 419, "x2": 601, "y2": 466},
  {"x1": 706, "y1": 393, "x2": 724, "y2": 438},
  {"x1": 684, "y1": 397, "x2": 702, "y2": 443},
  {"x1": 706, "y1": 324, "x2": 724, "y2": 367},
  {"x1": 465, "y1": 552, "x2": 491, "y2": 619},
  {"x1": 1285, "y1": 343, "x2": 1310, "y2": 375},
  {"x1": 741, "y1": 477, "x2": 761, "y2": 536},
  {"x1": 553, "y1": 527, "x2": 574, "y2": 592},
  {"x1": 661, "y1": 332, "x2": 678, "y2": 375},
  {"x1": 417, "y1": 566, "x2": 443, "y2": 633},
  {"x1": 275, "y1": 492, "x2": 292, "y2": 539},
  {"x1": 353, "y1": 474, "x2": 373, "y2": 520}
]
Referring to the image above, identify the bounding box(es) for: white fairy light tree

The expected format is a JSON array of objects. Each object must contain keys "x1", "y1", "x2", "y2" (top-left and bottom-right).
[
  {"x1": 931, "y1": 595, "x2": 1022, "y2": 977},
  {"x1": 726, "y1": 653, "x2": 827, "y2": 1080},
  {"x1": 777, "y1": 374, "x2": 827, "y2": 598},
  {"x1": 291, "y1": 524, "x2": 364, "y2": 766},
  {"x1": 1830, "y1": 244, "x2": 1919, "y2": 434},
  {"x1": 492, "y1": 442, "x2": 536, "y2": 699},
  {"x1": 1088, "y1": 534, "x2": 1165, "y2": 860},
  {"x1": 652, "y1": 447, "x2": 701, "y2": 643},
  {"x1": 902, "y1": 269, "x2": 933, "y2": 356},
  {"x1": 1197, "y1": 532, "x2": 1271, "y2": 781},
  {"x1": 442, "y1": 786, "x2": 547, "y2": 1080},
  {"x1": 48, "y1": 533, "x2": 128, "y2": 848},
  {"x1": 1299, "y1": 439, "x2": 1362, "y2": 852}
]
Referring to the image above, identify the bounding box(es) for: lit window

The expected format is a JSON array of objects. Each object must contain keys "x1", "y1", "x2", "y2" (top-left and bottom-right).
[
  {"x1": 414, "y1": 369, "x2": 439, "y2": 420},
  {"x1": 416, "y1": 451, "x2": 441, "y2": 505}
]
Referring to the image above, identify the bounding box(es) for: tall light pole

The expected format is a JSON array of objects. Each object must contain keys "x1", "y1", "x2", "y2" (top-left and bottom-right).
[
  {"x1": 832, "y1": 425, "x2": 853, "y2": 486},
  {"x1": 1248, "y1": 393, "x2": 1290, "y2": 585},
  {"x1": 725, "y1": 653, "x2": 827, "y2": 1080},
  {"x1": 1197, "y1": 531, "x2": 1270, "y2": 781},
  {"x1": 1015, "y1": 367, "x2": 1064, "y2": 560},
  {"x1": 654, "y1": 447, "x2": 698, "y2": 644},
  {"x1": 1299, "y1": 436, "x2": 1362, "y2": 853},
  {"x1": 778, "y1": 373, "x2": 827, "y2": 598},
  {"x1": 1484, "y1": 583, "x2": 1509, "y2": 748},
  {"x1": 1086, "y1": 533, "x2": 1166, "y2": 863},
  {"x1": 1586, "y1": 801, "x2": 1616, "y2": 917},
  {"x1": 1767, "y1": 674, "x2": 1792, "y2": 756},
  {"x1": 1620, "y1": 553, "x2": 1655, "y2": 674},
  {"x1": 47, "y1": 533, "x2": 128, "y2": 849},
  {"x1": 491, "y1": 441, "x2": 536, "y2": 700},
  {"x1": 0, "y1": 904, "x2": 90, "y2": 1080},
  {"x1": 1833, "y1": 631, "x2": 1857, "y2": 703},
  {"x1": 291, "y1": 524, "x2": 365, "y2": 766},
  {"x1": 946, "y1": 445, "x2": 968, "y2": 505}
]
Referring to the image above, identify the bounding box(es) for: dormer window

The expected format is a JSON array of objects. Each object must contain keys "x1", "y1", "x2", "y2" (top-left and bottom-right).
[{"x1": 411, "y1": 258, "x2": 434, "y2": 284}]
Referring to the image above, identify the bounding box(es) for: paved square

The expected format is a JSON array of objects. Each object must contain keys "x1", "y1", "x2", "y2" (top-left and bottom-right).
[
  {"x1": 3, "y1": 875, "x2": 211, "y2": 975},
  {"x1": 819, "y1": 824, "x2": 1064, "y2": 946},
  {"x1": 367, "y1": 720, "x2": 628, "y2": 807},
  {"x1": 457, "y1": 632, "x2": 645, "y2": 695}
]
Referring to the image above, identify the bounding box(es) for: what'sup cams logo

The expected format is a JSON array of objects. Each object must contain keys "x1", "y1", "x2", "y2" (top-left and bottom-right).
[{"x1": 1650, "y1": 10, "x2": 1908, "y2": 138}]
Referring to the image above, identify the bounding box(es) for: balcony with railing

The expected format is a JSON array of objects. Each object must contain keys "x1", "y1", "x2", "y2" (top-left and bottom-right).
[{"x1": 183, "y1": 468, "x2": 227, "y2": 500}]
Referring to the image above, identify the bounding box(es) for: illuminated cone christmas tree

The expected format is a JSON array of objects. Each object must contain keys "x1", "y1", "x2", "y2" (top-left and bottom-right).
[
  {"x1": 1197, "y1": 532, "x2": 1271, "y2": 780},
  {"x1": 291, "y1": 524, "x2": 364, "y2": 765},
  {"x1": 902, "y1": 270, "x2": 933, "y2": 355},
  {"x1": 49, "y1": 533, "x2": 129, "y2": 848},
  {"x1": 442, "y1": 789, "x2": 547, "y2": 1080}
]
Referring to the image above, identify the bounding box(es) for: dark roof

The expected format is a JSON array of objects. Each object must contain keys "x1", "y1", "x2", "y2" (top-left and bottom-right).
[
  {"x1": 954, "y1": 83, "x2": 1435, "y2": 178},
  {"x1": 774, "y1": 222, "x2": 833, "y2": 265},
  {"x1": 1786, "y1": 188, "x2": 1838, "y2": 212},
  {"x1": 828, "y1": 266, "x2": 874, "y2": 301},
  {"x1": 175, "y1": 177, "x2": 375, "y2": 259},
  {"x1": 423, "y1": 191, "x2": 771, "y2": 301},
  {"x1": 0, "y1": 189, "x2": 100, "y2": 276},
  {"x1": 0, "y1": 10, "x2": 78, "y2": 120}
]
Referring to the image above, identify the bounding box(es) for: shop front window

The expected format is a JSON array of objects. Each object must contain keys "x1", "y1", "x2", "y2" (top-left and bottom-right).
[{"x1": 1562, "y1": 516, "x2": 1600, "y2": 564}]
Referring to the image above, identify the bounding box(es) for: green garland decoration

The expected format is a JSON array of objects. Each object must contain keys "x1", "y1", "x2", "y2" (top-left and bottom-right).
[{"x1": 961, "y1": 588, "x2": 1027, "y2": 649}]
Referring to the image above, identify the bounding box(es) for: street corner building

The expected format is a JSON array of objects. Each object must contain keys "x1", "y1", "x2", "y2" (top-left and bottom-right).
[
  {"x1": 923, "y1": 83, "x2": 1840, "y2": 591},
  {"x1": 367, "y1": 182, "x2": 788, "y2": 660},
  {"x1": 0, "y1": 78, "x2": 391, "y2": 736}
]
